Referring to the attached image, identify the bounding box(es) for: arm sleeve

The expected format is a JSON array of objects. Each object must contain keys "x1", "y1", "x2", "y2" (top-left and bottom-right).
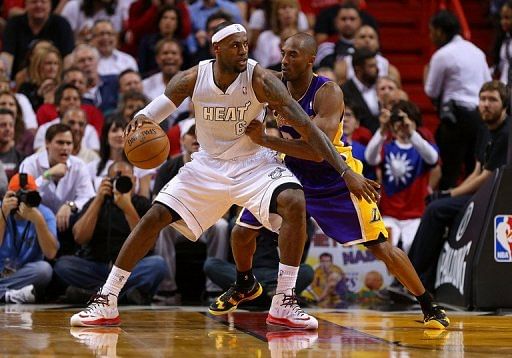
[
  {"x1": 364, "y1": 130, "x2": 386, "y2": 165},
  {"x1": 410, "y1": 131, "x2": 439, "y2": 165}
]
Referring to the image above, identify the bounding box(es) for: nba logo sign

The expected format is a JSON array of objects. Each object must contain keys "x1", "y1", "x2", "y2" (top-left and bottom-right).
[{"x1": 494, "y1": 215, "x2": 512, "y2": 262}]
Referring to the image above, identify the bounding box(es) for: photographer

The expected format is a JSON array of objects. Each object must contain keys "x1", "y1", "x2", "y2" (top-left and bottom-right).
[
  {"x1": 54, "y1": 160, "x2": 166, "y2": 304},
  {"x1": 365, "y1": 100, "x2": 439, "y2": 255},
  {"x1": 0, "y1": 173, "x2": 58, "y2": 304}
]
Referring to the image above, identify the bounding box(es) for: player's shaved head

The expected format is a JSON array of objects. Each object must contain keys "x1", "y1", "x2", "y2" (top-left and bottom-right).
[{"x1": 285, "y1": 33, "x2": 317, "y2": 56}]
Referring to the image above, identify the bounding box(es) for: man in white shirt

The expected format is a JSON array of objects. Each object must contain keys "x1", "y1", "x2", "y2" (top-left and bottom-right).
[
  {"x1": 91, "y1": 20, "x2": 138, "y2": 77},
  {"x1": 424, "y1": 10, "x2": 492, "y2": 190},
  {"x1": 19, "y1": 123, "x2": 95, "y2": 239}
]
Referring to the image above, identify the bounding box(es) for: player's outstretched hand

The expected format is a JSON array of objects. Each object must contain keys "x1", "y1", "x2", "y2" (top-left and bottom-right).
[
  {"x1": 124, "y1": 115, "x2": 153, "y2": 137},
  {"x1": 245, "y1": 120, "x2": 264, "y2": 144},
  {"x1": 343, "y1": 169, "x2": 380, "y2": 203}
]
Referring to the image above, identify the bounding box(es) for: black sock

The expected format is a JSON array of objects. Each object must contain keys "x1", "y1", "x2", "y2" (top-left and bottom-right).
[
  {"x1": 236, "y1": 269, "x2": 255, "y2": 289},
  {"x1": 416, "y1": 291, "x2": 434, "y2": 314}
]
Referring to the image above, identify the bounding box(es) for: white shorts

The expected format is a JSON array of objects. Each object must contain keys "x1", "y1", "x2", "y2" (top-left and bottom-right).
[{"x1": 154, "y1": 149, "x2": 301, "y2": 241}]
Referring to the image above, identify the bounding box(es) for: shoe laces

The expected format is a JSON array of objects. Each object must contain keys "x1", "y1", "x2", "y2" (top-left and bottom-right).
[
  {"x1": 84, "y1": 293, "x2": 114, "y2": 313},
  {"x1": 219, "y1": 284, "x2": 247, "y2": 302},
  {"x1": 280, "y1": 289, "x2": 306, "y2": 316},
  {"x1": 426, "y1": 304, "x2": 447, "y2": 320}
]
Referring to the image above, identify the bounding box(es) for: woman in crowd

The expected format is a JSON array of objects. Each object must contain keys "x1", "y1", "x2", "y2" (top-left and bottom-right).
[{"x1": 0, "y1": 91, "x2": 35, "y2": 156}]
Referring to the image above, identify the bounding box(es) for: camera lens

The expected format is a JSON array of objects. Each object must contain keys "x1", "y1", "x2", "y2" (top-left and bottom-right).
[{"x1": 114, "y1": 176, "x2": 133, "y2": 194}]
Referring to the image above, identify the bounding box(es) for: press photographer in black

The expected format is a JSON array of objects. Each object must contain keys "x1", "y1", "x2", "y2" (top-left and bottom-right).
[
  {"x1": 54, "y1": 160, "x2": 166, "y2": 304},
  {"x1": 0, "y1": 173, "x2": 58, "y2": 303}
]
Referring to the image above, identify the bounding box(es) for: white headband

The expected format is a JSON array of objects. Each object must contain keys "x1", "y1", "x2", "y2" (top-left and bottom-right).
[{"x1": 211, "y1": 24, "x2": 247, "y2": 44}]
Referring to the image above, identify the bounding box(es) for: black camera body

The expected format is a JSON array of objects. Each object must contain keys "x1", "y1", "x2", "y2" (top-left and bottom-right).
[
  {"x1": 15, "y1": 189, "x2": 41, "y2": 208},
  {"x1": 390, "y1": 110, "x2": 405, "y2": 124},
  {"x1": 110, "y1": 172, "x2": 133, "y2": 194}
]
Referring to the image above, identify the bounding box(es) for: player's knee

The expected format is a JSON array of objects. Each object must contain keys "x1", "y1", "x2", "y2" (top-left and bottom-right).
[
  {"x1": 276, "y1": 189, "x2": 306, "y2": 220},
  {"x1": 368, "y1": 241, "x2": 393, "y2": 262},
  {"x1": 231, "y1": 225, "x2": 257, "y2": 245},
  {"x1": 139, "y1": 203, "x2": 174, "y2": 233}
]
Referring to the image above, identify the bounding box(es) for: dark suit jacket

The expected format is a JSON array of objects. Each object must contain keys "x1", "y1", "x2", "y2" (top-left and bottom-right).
[{"x1": 341, "y1": 79, "x2": 380, "y2": 133}]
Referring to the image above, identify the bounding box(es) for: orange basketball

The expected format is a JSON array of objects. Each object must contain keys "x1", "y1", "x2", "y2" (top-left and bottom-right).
[{"x1": 124, "y1": 122, "x2": 170, "y2": 169}]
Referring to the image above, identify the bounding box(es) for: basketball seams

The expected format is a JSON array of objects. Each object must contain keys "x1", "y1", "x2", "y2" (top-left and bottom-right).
[
  {"x1": 129, "y1": 140, "x2": 170, "y2": 163},
  {"x1": 124, "y1": 134, "x2": 167, "y2": 155}
]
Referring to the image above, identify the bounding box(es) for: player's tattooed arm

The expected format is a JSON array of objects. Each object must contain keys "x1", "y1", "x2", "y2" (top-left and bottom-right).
[
  {"x1": 253, "y1": 66, "x2": 350, "y2": 173},
  {"x1": 164, "y1": 66, "x2": 198, "y2": 105}
]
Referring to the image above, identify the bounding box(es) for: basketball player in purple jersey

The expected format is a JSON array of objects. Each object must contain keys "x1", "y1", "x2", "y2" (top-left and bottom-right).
[{"x1": 209, "y1": 33, "x2": 449, "y2": 330}]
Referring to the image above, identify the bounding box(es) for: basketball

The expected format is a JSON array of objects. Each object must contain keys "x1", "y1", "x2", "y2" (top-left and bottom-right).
[{"x1": 124, "y1": 121, "x2": 170, "y2": 169}]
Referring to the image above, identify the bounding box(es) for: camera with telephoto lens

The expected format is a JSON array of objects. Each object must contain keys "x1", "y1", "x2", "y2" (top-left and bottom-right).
[
  {"x1": 15, "y1": 173, "x2": 41, "y2": 208},
  {"x1": 110, "y1": 171, "x2": 133, "y2": 194},
  {"x1": 390, "y1": 110, "x2": 405, "y2": 124}
]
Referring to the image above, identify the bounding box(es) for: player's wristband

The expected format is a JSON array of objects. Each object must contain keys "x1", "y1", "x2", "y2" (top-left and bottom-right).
[
  {"x1": 43, "y1": 170, "x2": 52, "y2": 180},
  {"x1": 135, "y1": 94, "x2": 177, "y2": 124}
]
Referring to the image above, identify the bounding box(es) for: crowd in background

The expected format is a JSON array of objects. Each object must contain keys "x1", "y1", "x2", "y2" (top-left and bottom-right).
[{"x1": 0, "y1": 0, "x2": 509, "y2": 307}]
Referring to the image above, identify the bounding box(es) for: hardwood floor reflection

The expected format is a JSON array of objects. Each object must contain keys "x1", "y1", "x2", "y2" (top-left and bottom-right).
[{"x1": 0, "y1": 305, "x2": 511, "y2": 356}]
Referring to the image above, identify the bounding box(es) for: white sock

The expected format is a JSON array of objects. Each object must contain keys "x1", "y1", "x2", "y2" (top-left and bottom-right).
[
  {"x1": 276, "y1": 262, "x2": 299, "y2": 294},
  {"x1": 102, "y1": 265, "x2": 131, "y2": 301}
]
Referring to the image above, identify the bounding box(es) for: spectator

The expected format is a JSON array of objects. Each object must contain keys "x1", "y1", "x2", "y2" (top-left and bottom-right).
[
  {"x1": 204, "y1": 228, "x2": 313, "y2": 305},
  {"x1": 153, "y1": 122, "x2": 230, "y2": 301},
  {"x1": 188, "y1": 0, "x2": 242, "y2": 37},
  {"x1": 0, "y1": 109, "x2": 24, "y2": 179},
  {"x1": 424, "y1": 10, "x2": 492, "y2": 190},
  {"x1": 491, "y1": 1, "x2": 512, "y2": 85},
  {"x1": 0, "y1": 0, "x2": 74, "y2": 79},
  {"x1": 61, "y1": 108, "x2": 100, "y2": 163},
  {"x1": 315, "y1": 4, "x2": 361, "y2": 68},
  {"x1": 18, "y1": 44, "x2": 62, "y2": 111},
  {"x1": 91, "y1": 20, "x2": 139, "y2": 77},
  {"x1": 38, "y1": 70, "x2": 105, "y2": 135},
  {"x1": 87, "y1": 116, "x2": 153, "y2": 198},
  {"x1": 341, "y1": 47, "x2": 380, "y2": 133},
  {"x1": 0, "y1": 173, "x2": 58, "y2": 303},
  {"x1": 409, "y1": 81, "x2": 510, "y2": 291},
  {"x1": 138, "y1": 5, "x2": 186, "y2": 76},
  {"x1": 190, "y1": 11, "x2": 231, "y2": 66},
  {"x1": 33, "y1": 84, "x2": 100, "y2": 152},
  {"x1": 252, "y1": 0, "x2": 301, "y2": 69},
  {"x1": 248, "y1": 0, "x2": 308, "y2": 50},
  {"x1": 365, "y1": 100, "x2": 439, "y2": 254},
  {"x1": 19, "y1": 123, "x2": 95, "y2": 237},
  {"x1": 60, "y1": 0, "x2": 124, "y2": 42},
  {"x1": 0, "y1": 164, "x2": 7, "y2": 197},
  {"x1": 116, "y1": 90, "x2": 149, "y2": 123},
  {"x1": 122, "y1": 0, "x2": 191, "y2": 56},
  {"x1": 118, "y1": 69, "x2": 144, "y2": 95},
  {"x1": 335, "y1": 25, "x2": 400, "y2": 85},
  {"x1": 54, "y1": 160, "x2": 166, "y2": 304},
  {"x1": 71, "y1": 44, "x2": 119, "y2": 114},
  {"x1": 0, "y1": 75, "x2": 38, "y2": 131},
  {"x1": 0, "y1": 91, "x2": 36, "y2": 157}
]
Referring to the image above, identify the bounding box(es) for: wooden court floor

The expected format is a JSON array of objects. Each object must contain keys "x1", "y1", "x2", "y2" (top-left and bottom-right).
[{"x1": 1, "y1": 305, "x2": 511, "y2": 357}]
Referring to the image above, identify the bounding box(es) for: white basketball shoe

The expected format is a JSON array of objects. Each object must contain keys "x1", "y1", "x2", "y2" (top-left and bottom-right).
[
  {"x1": 70, "y1": 327, "x2": 121, "y2": 356},
  {"x1": 266, "y1": 289, "x2": 318, "y2": 330},
  {"x1": 266, "y1": 330, "x2": 318, "y2": 358},
  {"x1": 70, "y1": 291, "x2": 120, "y2": 327}
]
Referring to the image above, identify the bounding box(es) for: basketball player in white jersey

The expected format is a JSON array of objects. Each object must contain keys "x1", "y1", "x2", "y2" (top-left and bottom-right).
[{"x1": 70, "y1": 23, "x2": 380, "y2": 330}]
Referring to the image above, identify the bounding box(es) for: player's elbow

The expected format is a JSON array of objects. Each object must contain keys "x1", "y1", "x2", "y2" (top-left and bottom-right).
[{"x1": 310, "y1": 152, "x2": 324, "y2": 162}]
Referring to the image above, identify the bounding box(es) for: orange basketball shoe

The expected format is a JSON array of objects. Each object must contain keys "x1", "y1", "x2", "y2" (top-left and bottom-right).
[
  {"x1": 266, "y1": 289, "x2": 318, "y2": 330},
  {"x1": 70, "y1": 292, "x2": 121, "y2": 327}
]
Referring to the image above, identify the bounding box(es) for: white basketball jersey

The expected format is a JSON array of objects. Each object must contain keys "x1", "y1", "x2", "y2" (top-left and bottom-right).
[{"x1": 192, "y1": 59, "x2": 266, "y2": 160}]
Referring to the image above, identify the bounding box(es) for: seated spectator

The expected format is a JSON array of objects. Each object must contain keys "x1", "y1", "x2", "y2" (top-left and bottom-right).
[
  {"x1": 0, "y1": 173, "x2": 58, "y2": 304},
  {"x1": 204, "y1": 228, "x2": 313, "y2": 304},
  {"x1": 138, "y1": 5, "x2": 187, "y2": 76},
  {"x1": 491, "y1": 1, "x2": 512, "y2": 85},
  {"x1": 315, "y1": 4, "x2": 361, "y2": 69},
  {"x1": 37, "y1": 72, "x2": 105, "y2": 135},
  {"x1": 409, "y1": 81, "x2": 510, "y2": 291},
  {"x1": 190, "y1": 11, "x2": 231, "y2": 66},
  {"x1": 71, "y1": 44, "x2": 119, "y2": 114},
  {"x1": 13, "y1": 40, "x2": 54, "y2": 91},
  {"x1": 153, "y1": 123, "x2": 229, "y2": 301},
  {"x1": 61, "y1": 108, "x2": 100, "y2": 163},
  {"x1": 341, "y1": 47, "x2": 380, "y2": 134},
  {"x1": 248, "y1": 0, "x2": 308, "y2": 51},
  {"x1": 87, "y1": 116, "x2": 154, "y2": 198},
  {"x1": 253, "y1": 0, "x2": 302, "y2": 69},
  {"x1": 54, "y1": 161, "x2": 166, "y2": 304},
  {"x1": 91, "y1": 20, "x2": 139, "y2": 77},
  {"x1": 122, "y1": 0, "x2": 191, "y2": 56},
  {"x1": 0, "y1": 0, "x2": 74, "y2": 79},
  {"x1": 335, "y1": 25, "x2": 400, "y2": 85},
  {"x1": 0, "y1": 75, "x2": 37, "y2": 131},
  {"x1": 33, "y1": 84, "x2": 100, "y2": 152},
  {"x1": 118, "y1": 69, "x2": 143, "y2": 96},
  {"x1": 18, "y1": 44, "x2": 62, "y2": 111},
  {"x1": 60, "y1": 0, "x2": 124, "y2": 42},
  {"x1": 0, "y1": 109, "x2": 24, "y2": 179},
  {"x1": 342, "y1": 102, "x2": 374, "y2": 180},
  {"x1": 365, "y1": 100, "x2": 439, "y2": 254},
  {"x1": 115, "y1": 90, "x2": 149, "y2": 124},
  {"x1": 0, "y1": 91, "x2": 36, "y2": 157},
  {"x1": 19, "y1": 123, "x2": 95, "y2": 252}
]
